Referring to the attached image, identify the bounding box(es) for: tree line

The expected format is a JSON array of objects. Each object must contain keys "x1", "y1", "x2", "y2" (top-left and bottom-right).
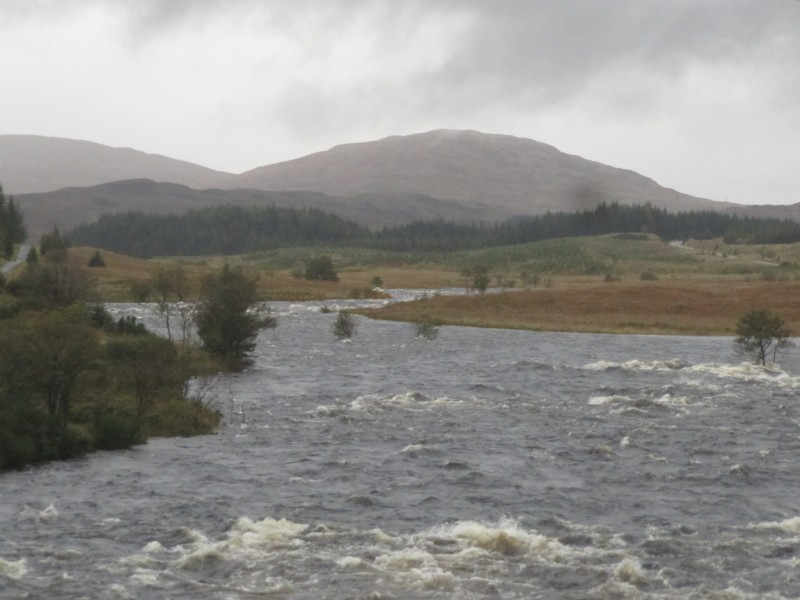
[
  {"x1": 66, "y1": 202, "x2": 800, "y2": 257},
  {"x1": 0, "y1": 185, "x2": 27, "y2": 259},
  {"x1": 68, "y1": 205, "x2": 372, "y2": 257}
]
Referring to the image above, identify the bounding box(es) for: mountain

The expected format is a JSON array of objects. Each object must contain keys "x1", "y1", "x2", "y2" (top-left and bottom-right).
[
  {"x1": 5, "y1": 129, "x2": 755, "y2": 238},
  {"x1": 0, "y1": 135, "x2": 230, "y2": 194},
  {"x1": 229, "y1": 129, "x2": 732, "y2": 215},
  {"x1": 16, "y1": 179, "x2": 493, "y2": 239}
]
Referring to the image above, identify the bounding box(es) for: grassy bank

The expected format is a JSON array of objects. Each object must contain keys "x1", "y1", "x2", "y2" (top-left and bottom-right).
[
  {"x1": 356, "y1": 279, "x2": 800, "y2": 336},
  {"x1": 64, "y1": 234, "x2": 800, "y2": 336}
]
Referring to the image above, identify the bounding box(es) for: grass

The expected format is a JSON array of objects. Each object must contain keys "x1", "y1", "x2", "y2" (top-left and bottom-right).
[
  {"x1": 355, "y1": 279, "x2": 800, "y2": 336},
  {"x1": 54, "y1": 235, "x2": 800, "y2": 336}
]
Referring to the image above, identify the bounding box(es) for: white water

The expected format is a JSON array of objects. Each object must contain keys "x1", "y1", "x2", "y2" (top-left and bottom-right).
[{"x1": 2, "y1": 299, "x2": 800, "y2": 598}]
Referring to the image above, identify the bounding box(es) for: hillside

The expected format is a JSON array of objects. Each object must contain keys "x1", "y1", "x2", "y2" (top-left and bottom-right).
[
  {"x1": 16, "y1": 179, "x2": 492, "y2": 238},
  {"x1": 230, "y1": 129, "x2": 734, "y2": 215},
  {"x1": 3, "y1": 129, "x2": 762, "y2": 236},
  {"x1": 0, "y1": 135, "x2": 230, "y2": 194}
]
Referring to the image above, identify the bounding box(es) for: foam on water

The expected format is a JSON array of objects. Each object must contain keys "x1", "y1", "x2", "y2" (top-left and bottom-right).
[
  {"x1": 311, "y1": 391, "x2": 468, "y2": 417},
  {"x1": 584, "y1": 359, "x2": 690, "y2": 372},
  {"x1": 584, "y1": 358, "x2": 800, "y2": 387},
  {"x1": 0, "y1": 557, "x2": 28, "y2": 580},
  {"x1": 8, "y1": 305, "x2": 800, "y2": 598},
  {"x1": 18, "y1": 502, "x2": 58, "y2": 522}
]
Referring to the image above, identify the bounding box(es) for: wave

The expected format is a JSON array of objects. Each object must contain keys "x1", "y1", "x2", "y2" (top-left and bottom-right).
[
  {"x1": 588, "y1": 393, "x2": 690, "y2": 410},
  {"x1": 749, "y1": 516, "x2": 800, "y2": 534},
  {"x1": 0, "y1": 557, "x2": 27, "y2": 581},
  {"x1": 106, "y1": 513, "x2": 800, "y2": 598},
  {"x1": 584, "y1": 359, "x2": 800, "y2": 385},
  {"x1": 584, "y1": 359, "x2": 690, "y2": 372},
  {"x1": 17, "y1": 503, "x2": 58, "y2": 522},
  {"x1": 310, "y1": 391, "x2": 468, "y2": 418}
]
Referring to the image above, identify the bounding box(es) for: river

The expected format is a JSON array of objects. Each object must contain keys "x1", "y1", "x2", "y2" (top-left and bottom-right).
[{"x1": 2, "y1": 294, "x2": 800, "y2": 599}]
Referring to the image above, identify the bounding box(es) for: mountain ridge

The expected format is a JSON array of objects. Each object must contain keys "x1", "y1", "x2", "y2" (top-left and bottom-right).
[
  {"x1": 0, "y1": 134, "x2": 231, "y2": 194},
  {"x1": 6, "y1": 129, "x2": 789, "y2": 238}
]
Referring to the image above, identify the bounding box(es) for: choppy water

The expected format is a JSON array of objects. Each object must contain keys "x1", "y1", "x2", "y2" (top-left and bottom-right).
[{"x1": 3, "y1": 294, "x2": 800, "y2": 599}]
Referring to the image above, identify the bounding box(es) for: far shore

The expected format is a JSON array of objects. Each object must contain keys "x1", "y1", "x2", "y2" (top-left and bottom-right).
[
  {"x1": 49, "y1": 247, "x2": 800, "y2": 337},
  {"x1": 355, "y1": 279, "x2": 800, "y2": 337}
]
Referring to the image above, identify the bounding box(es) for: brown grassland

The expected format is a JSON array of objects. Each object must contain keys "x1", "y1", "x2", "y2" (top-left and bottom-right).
[
  {"x1": 355, "y1": 279, "x2": 800, "y2": 336},
  {"x1": 55, "y1": 240, "x2": 800, "y2": 337}
]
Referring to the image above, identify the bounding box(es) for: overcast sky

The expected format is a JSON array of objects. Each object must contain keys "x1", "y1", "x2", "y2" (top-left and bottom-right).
[{"x1": 1, "y1": 0, "x2": 798, "y2": 205}]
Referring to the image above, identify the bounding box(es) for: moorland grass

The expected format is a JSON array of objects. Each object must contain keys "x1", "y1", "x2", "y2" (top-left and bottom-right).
[{"x1": 64, "y1": 235, "x2": 800, "y2": 336}]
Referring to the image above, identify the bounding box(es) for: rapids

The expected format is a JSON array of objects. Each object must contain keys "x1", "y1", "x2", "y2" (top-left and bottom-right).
[{"x1": 2, "y1": 295, "x2": 800, "y2": 598}]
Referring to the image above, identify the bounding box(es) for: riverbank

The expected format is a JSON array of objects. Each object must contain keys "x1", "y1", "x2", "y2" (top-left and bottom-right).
[
  {"x1": 66, "y1": 244, "x2": 800, "y2": 336},
  {"x1": 356, "y1": 279, "x2": 800, "y2": 336}
]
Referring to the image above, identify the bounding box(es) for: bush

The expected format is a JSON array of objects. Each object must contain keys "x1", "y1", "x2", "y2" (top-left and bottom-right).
[
  {"x1": 129, "y1": 280, "x2": 151, "y2": 302},
  {"x1": 761, "y1": 269, "x2": 777, "y2": 282},
  {"x1": 90, "y1": 304, "x2": 116, "y2": 330},
  {"x1": 304, "y1": 256, "x2": 339, "y2": 281},
  {"x1": 734, "y1": 308, "x2": 794, "y2": 366},
  {"x1": 94, "y1": 412, "x2": 141, "y2": 450},
  {"x1": 87, "y1": 250, "x2": 106, "y2": 268},
  {"x1": 640, "y1": 271, "x2": 659, "y2": 281},
  {"x1": 414, "y1": 319, "x2": 441, "y2": 340},
  {"x1": 333, "y1": 311, "x2": 358, "y2": 339},
  {"x1": 196, "y1": 264, "x2": 276, "y2": 368}
]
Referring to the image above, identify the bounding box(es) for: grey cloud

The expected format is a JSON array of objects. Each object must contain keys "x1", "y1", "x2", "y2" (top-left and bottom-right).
[{"x1": 406, "y1": 0, "x2": 800, "y2": 112}]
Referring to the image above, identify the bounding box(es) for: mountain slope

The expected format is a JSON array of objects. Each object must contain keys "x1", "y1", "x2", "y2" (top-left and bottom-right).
[
  {"x1": 6, "y1": 130, "x2": 755, "y2": 238},
  {"x1": 0, "y1": 135, "x2": 231, "y2": 194},
  {"x1": 230, "y1": 129, "x2": 731, "y2": 215},
  {"x1": 16, "y1": 179, "x2": 493, "y2": 239}
]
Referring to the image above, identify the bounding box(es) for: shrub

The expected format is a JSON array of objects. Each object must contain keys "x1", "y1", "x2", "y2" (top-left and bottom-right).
[
  {"x1": 761, "y1": 269, "x2": 777, "y2": 282},
  {"x1": 734, "y1": 308, "x2": 793, "y2": 366},
  {"x1": 414, "y1": 319, "x2": 441, "y2": 340},
  {"x1": 87, "y1": 250, "x2": 106, "y2": 268},
  {"x1": 94, "y1": 412, "x2": 141, "y2": 450},
  {"x1": 129, "y1": 280, "x2": 151, "y2": 302},
  {"x1": 196, "y1": 264, "x2": 276, "y2": 368},
  {"x1": 333, "y1": 311, "x2": 357, "y2": 339},
  {"x1": 304, "y1": 256, "x2": 339, "y2": 281},
  {"x1": 640, "y1": 271, "x2": 659, "y2": 281}
]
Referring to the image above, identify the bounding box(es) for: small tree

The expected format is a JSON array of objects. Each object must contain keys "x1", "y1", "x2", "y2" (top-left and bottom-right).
[
  {"x1": 195, "y1": 265, "x2": 276, "y2": 368},
  {"x1": 333, "y1": 311, "x2": 357, "y2": 339},
  {"x1": 413, "y1": 318, "x2": 441, "y2": 341},
  {"x1": 460, "y1": 264, "x2": 490, "y2": 294},
  {"x1": 88, "y1": 250, "x2": 106, "y2": 268},
  {"x1": 734, "y1": 308, "x2": 794, "y2": 366},
  {"x1": 107, "y1": 335, "x2": 184, "y2": 419},
  {"x1": 472, "y1": 265, "x2": 491, "y2": 294},
  {"x1": 304, "y1": 256, "x2": 339, "y2": 281},
  {"x1": 129, "y1": 279, "x2": 152, "y2": 302}
]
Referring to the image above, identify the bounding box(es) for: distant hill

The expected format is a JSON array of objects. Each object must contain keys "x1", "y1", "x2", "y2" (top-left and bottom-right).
[
  {"x1": 5, "y1": 129, "x2": 776, "y2": 238},
  {"x1": 0, "y1": 135, "x2": 230, "y2": 194},
  {"x1": 230, "y1": 129, "x2": 734, "y2": 215},
  {"x1": 15, "y1": 179, "x2": 493, "y2": 239}
]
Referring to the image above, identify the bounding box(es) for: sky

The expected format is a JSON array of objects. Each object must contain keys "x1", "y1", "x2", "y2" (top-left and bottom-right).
[{"x1": 1, "y1": 0, "x2": 798, "y2": 205}]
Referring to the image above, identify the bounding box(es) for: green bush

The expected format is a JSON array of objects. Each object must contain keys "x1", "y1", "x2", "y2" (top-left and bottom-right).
[
  {"x1": 333, "y1": 311, "x2": 358, "y2": 339},
  {"x1": 414, "y1": 319, "x2": 441, "y2": 340},
  {"x1": 0, "y1": 425, "x2": 37, "y2": 470},
  {"x1": 94, "y1": 412, "x2": 141, "y2": 450},
  {"x1": 61, "y1": 423, "x2": 94, "y2": 457},
  {"x1": 640, "y1": 271, "x2": 659, "y2": 281},
  {"x1": 304, "y1": 255, "x2": 339, "y2": 281}
]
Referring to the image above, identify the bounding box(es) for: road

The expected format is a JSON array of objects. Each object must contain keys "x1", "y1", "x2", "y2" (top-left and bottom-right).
[{"x1": 0, "y1": 244, "x2": 32, "y2": 274}]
